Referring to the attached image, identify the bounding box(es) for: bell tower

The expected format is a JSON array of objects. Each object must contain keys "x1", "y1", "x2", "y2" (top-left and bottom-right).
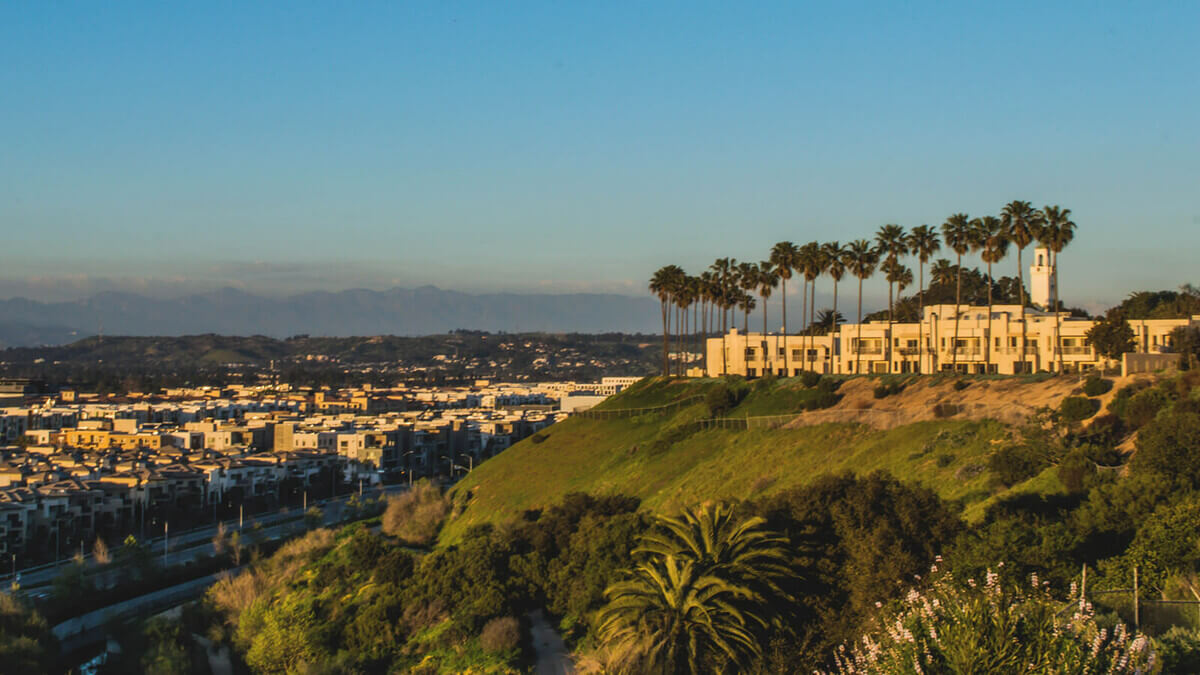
[{"x1": 1029, "y1": 247, "x2": 1055, "y2": 309}]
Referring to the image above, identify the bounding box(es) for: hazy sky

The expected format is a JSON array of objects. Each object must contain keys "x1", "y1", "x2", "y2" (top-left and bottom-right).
[{"x1": 2, "y1": 2, "x2": 1197, "y2": 309}]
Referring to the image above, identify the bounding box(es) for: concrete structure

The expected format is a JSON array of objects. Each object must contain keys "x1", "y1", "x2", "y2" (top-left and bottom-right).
[{"x1": 706, "y1": 305, "x2": 1200, "y2": 377}]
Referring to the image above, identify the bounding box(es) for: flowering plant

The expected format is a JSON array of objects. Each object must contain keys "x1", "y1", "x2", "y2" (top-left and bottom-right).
[{"x1": 825, "y1": 559, "x2": 1155, "y2": 674}]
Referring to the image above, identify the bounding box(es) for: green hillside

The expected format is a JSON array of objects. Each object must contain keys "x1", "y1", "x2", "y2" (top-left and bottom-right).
[{"x1": 444, "y1": 377, "x2": 1062, "y2": 543}]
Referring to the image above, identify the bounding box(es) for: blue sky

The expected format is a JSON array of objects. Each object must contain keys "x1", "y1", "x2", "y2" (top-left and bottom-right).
[{"x1": 1, "y1": 2, "x2": 1197, "y2": 310}]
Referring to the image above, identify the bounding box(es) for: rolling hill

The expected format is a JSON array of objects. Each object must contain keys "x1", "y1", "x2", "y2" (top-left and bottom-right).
[{"x1": 441, "y1": 374, "x2": 1125, "y2": 543}]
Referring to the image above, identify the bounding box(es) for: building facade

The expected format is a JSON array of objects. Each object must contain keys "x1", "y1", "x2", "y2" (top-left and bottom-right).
[{"x1": 704, "y1": 304, "x2": 1199, "y2": 377}]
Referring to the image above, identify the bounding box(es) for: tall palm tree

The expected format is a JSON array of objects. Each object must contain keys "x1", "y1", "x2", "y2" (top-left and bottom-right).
[
  {"x1": 906, "y1": 225, "x2": 941, "y2": 373},
  {"x1": 807, "y1": 244, "x2": 830, "y2": 371},
  {"x1": 972, "y1": 216, "x2": 1009, "y2": 373},
  {"x1": 736, "y1": 262, "x2": 759, "y2": 337},
  {"x1": 1001, "y1": 200, "x2": 1043, "y2": 372},
  {"x1": 596, "y1": 504, "x2": 790, "y2": 673},
  {"x1": 1039, "y1": 205, "x2": 1077, "y2": 373},
  {"x1": 930, "y1": 258, "x2": 956, "y2": 288},
  {"x1": 941, "y1": 214, "x2": 974, "y2": 371},
  {"x1": 756, "y1": 261, "x2": 780, "y2": 374},
  {"x1": 875, "y1": 224, "x2": 909, "y2": 373},
  {"x1": 770, "y1": 241, "x2": 799, "y2": 375},
  {"x1": 882, "y1": 259, "x2": 912, "y2": 371},
  {"x1": 822, "y1": 242, "x2": 847, "y2": 374},
  {"x1": 649, "y1": 265, "x2": 683, "y2": 376},
  {"x1": 737, "y1": 292, "x2": 756, "y2": 339},
  {"x1": 845, "y1": 240, "x2": 880, "y2": 375},
  {"x1": 673, "y1": 275, "x2": 696, "y2": 377},
  {"x1": 709, "y1": 258, "x2": 735, "y2": 374},
  {"x1": 796, "y1": 242, "x2": 821, "y2": 371}
]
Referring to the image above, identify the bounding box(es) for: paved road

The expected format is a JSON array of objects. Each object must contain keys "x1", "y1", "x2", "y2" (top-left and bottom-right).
[
  {"x1": 19, "y1": 485, "x2": 407, "y2": 593},
  {"x1": 529, "y1": 610, "x2": 574, "y2": 675}
]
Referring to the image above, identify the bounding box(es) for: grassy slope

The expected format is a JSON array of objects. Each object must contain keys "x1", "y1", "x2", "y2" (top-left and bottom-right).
[{"x1": 443, "y1": 377, "x2": 1055, "y2": 544}]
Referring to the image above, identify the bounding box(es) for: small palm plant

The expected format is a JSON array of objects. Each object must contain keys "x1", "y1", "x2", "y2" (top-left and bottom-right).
[{"x1": 590, "y1": 504, "x2": 792, "y2": 674}]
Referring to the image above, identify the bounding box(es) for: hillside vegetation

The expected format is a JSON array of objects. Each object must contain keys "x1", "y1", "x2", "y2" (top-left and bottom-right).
[{"x1": 444, "y1": 374, "x2": 1122, "y2": 542}]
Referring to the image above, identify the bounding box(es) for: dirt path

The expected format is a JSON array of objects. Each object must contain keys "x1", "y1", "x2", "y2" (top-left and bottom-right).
[{"x1": 529, "y1": 609, "x2": 574, "y2": 675}]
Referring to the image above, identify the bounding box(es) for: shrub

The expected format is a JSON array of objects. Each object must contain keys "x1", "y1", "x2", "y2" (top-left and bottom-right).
[
  {"x1": 803, "y1": 390, "x2": 839, "y2": 410},
  {"x1": 1082, "y1": 413, "x2": 1126, "y2": 447},
  {"x1": 1124, "y1": 387, "x2": 1169, "y2": 429},
  {"x1": 1057, "y1": 449, "x2": 1097, "y2": 493},
  {"x1": 1059, "y1": 396, "x2": 1099, "y2": 424},
  {"x1": 1083, "y1": 376, "x2": 1112, "y2": 397},
  {"x1": 704, "y1": 384, "x2": 744, "y2": 416},
  {"x1": 1131, "y1": 411, "x2": 1200, "y2": 487},
  {"x1": 530, "y1": 432, "x2": 548, "y2": 444},
  {"x1": 988, "y1": 444, "x2": 1050, "y2": 487},
  {"x1": 479, "y1": 616, "x2": 521, "y2": 653},
  {"x1": 873, "y1": 381, "x2": 904, "y2": 399},
  {"x1": 1107, "y1": 380, "x2": 1153, "y2": 423},
  {"x1": 827, "y1": 564, "x2": 1156, "y2": 674},
  {"x1": 800, "y1": 371, "x2": 822, "y2": 388},
  {"x1": 953, "y1": 379, "x2": 971, "y2": 391},
  {"x1": 382, "y1": 482, "x2": 452, "y2": 546},
  {"x1": 1154, "y1": 627, "x2": 1200, "y2": 674},
  {"x1": 935, "y1": 453, "x2": 955, "y2": 468},
  {"x1": 932, "y1": 403, "x2": 960, "y2": 418},
  {"x1": 817, "y1": 377, "x2": 840, "y2": 393}
]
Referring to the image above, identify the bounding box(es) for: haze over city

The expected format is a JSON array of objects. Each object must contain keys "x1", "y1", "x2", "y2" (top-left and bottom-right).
[{"x1": 3, "y1": 2, "x2": 1198, "y2": 316}]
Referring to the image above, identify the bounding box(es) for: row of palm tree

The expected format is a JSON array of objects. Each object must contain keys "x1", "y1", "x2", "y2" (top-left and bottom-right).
[{"x1": 648, "y1": 200, "x2": 1077, "y2": 377}]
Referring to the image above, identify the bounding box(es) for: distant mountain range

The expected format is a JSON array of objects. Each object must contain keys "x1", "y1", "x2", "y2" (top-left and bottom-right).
[{"x1": 0, "y1": 286, "x2": 662, "y2": 347}]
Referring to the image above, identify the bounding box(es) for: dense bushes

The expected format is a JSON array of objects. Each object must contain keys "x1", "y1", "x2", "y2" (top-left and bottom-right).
[
  {"x1": 1059, "y1": 396, "x2": 1099, "y2": 424},
  {"x1": 1083, "y1": 375, "x2": 1112, "y2": 397},
  {"x1": 1132, "y1": 411, "x2": 1200, "y2": 486},
  {"x1": 988, "y1": 443, "x2": 1052, "y2": 487},
  {"x1": 704, "y1": 382, "x2": 745, "y2": 416},
  {"x1": 0, "y1": 593, "x2": 56, "y2": 673},
  {"x1": 752, "y1": 472, "x2": 964, "y2": 668},
  {"x1": 206, "y1": 493, "x2": 646, "y2": 673},
  {"x1": 873, "y1": 380, "x2": 905, "y2": 398},
  {"x1": 479, "y1": 616, "x2": 520, "y2": 653},
  {"x1": 382, "y1": 481, "x2": 452, "y2": 546},
  {"x1": 800, "y1": 370, "x2": 822, "y2": 388},
  {"x1": 828, "y1": 565, "x2": 1154, "y2": 674}
]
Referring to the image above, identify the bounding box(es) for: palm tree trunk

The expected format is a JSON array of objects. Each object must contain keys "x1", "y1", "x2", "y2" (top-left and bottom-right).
[
  {"x1": 986, "y1": 261, "x2": 993, "y2": 373},
  {"x1": 1018, "y1": 248, "x2": 1027, "y2": 373},
  {"x1": 1055, "y1": 252, "x2": 1065, "y2": 373},
  {"x1": 761, "y1": 292, "x2": 769, "y2": 375},
  {"x1": 952, "y1": 256, "x2": 962, "y2": 371},
  {"x1": 918, "y1": 261, "x2": 925, "y2": 374},
  {"x1": 830, "y1": 279, "x2": 839, "y2": 374},
  {"x1": 800, "y1": 278, "x2": 809, "y2": 371},
  {"x1": 887, "y1": 281, "x2": 894, "y2": 374},
  {"x1": 857, "y1": 277, "x2": 864, "y2": 375},
  {"x1": 781, "y1": 278, "x2": 788, "y2": 376},
  {"x1": 808, "y1": 279, "x2": 816, "y2": 372},
  {"x1": 720, "y1": 299, "x2": 727, "y2": 376},
  {"x1": 660, "y1": 299, "x2": 670, "y2": 376}
]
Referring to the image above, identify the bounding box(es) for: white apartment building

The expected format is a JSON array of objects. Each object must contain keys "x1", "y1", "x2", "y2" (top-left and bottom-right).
[{"x1": 705, "y1": 250, "x2": 1199, "y2": 376}]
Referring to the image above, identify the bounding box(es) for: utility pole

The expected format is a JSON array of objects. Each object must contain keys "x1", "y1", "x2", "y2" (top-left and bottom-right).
[
  {"x1": 239, "y1": 504, "x2": 243, "y2": 530},
  {"x1": 163, "y1": 522, "x2": 169, "y2": 565}
]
